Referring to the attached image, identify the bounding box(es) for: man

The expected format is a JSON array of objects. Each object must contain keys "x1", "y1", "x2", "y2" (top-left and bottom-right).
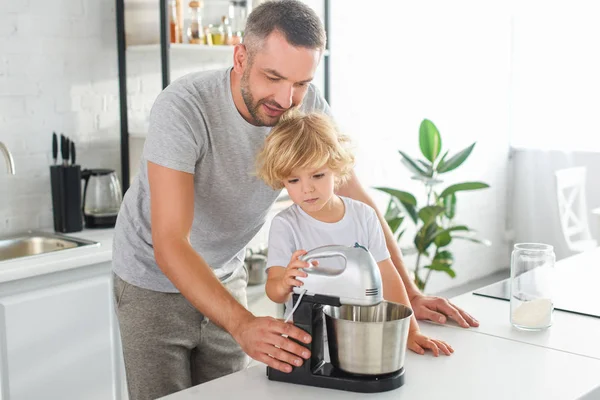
[{"x1": 112, "y1": 1, "x2": 478, "y2": 399}]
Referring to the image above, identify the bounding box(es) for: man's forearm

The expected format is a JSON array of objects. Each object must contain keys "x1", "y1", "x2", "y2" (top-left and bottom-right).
[
  {"x1": 364, "y1": 196, "x2": 421, "y2": 298},
  {"x1": 154, "y1": 238, "x2": 253, "y2": 335}
]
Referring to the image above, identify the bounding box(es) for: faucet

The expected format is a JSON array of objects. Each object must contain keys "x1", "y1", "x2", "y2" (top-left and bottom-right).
[{"x1": 0, "y1": 142, "x2": 16, "y2": 175}]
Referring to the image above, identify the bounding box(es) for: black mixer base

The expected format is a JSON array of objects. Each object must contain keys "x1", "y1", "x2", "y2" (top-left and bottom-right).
[{"x1": 267, "y1": 364, "x2": 405, "y2": 393}]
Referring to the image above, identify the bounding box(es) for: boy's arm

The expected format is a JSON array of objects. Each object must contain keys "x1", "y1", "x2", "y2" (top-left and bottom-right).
[
  {"x1": 265, "y1": 216, "x2": 298, "y2": 304},
  {"x1": 336, "y1": 170, "x2": 478, "y2": 328},
  {"x1": 265, "y1": 266, "x2": 290, "y2": 303}
]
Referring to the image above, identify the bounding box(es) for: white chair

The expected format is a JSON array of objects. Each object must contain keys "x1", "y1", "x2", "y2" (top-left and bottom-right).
[{"x1": 555, "y1": 167, "x2": 598, "y2": 253}]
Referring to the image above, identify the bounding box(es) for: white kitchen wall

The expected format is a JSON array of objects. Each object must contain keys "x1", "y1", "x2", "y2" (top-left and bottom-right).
[
  {"x1": 508, "y1": 1, "x2": 600, "y2": 261},
  {"x1": 329, "y1": 0, "x2": 512, "y2": 294},
  {"x1": 0, "y1": 0, "x2": 121, "y2": 235},
  {"x1": 1, "y1": 0, "x2": 513, "y2": 295}
]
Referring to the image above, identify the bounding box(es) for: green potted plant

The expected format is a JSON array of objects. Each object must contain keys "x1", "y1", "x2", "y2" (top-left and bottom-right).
[{"x1": 375, "y1": 119, "x2": 491, "y2": 291}]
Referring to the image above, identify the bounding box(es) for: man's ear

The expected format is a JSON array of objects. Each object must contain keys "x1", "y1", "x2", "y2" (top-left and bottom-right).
[{"x1": 233, "y1": 44, "x2": 248, "y2": 74}]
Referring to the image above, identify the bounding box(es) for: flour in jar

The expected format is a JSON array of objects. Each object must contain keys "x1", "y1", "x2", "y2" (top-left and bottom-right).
[{"x1": 512, "y1": 298, "x2": 553, "y2": 328}]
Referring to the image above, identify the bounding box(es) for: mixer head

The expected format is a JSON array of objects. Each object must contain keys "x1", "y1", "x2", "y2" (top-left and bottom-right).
[{"x1": 294, "y1": 243, "x2": 383, "y2": 306}]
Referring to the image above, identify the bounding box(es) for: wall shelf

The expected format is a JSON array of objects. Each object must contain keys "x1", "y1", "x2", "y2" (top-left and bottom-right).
[
  {"x1": 116, "y1": 0, "x2": 331, "y2": 191},
  {"x1": 127, "y1": 43, "x2": 329, "y2": 56},
  {"x1": 127, "y1": 43, "x2": 236, "y2": 54}
]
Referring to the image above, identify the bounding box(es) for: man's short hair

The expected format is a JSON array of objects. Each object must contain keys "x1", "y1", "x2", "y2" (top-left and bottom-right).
[{"x1": 244, "y1": 0, "x2": 326, "y2": 56}]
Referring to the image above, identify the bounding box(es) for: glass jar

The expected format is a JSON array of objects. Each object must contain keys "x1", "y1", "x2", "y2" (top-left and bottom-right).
[
  {"x1": 510, "y1": 243, "x2": 555, "y2": 331},
  {"x1": 186, "y1": 0, "x2": 205, "y2": 44},
  {"x1": 210, "y1": 23, "x2": 225, "y2": 45}
]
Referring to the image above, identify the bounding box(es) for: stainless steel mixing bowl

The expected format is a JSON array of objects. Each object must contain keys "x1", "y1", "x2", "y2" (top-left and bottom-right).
[{"x1": 323, "y1": 301, "x2": 413, "y2": 375}]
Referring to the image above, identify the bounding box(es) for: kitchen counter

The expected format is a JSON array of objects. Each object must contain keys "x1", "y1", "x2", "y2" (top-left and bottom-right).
[
  {"x1": 160, "y1": 321, "x2": 600, "y2": 400},
  {"x1": 160, "y1": 249, "x2": 600, "y2": 400},
  {"x1": 0, "y1": 228, "x2": 115, "y2": 283}
]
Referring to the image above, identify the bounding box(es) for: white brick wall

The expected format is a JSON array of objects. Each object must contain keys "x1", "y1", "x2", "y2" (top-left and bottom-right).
[{"x1": 0, "y1": 0, "x2": 121, "y2": 234}]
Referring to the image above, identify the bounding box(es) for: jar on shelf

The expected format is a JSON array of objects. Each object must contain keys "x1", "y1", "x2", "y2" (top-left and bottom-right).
[
  {"x1": 209, "y1": 23, "x2": 225, "y2": 45},
  {"x1": 186, "y1": 0, "x2": 205, "y2": 44}
]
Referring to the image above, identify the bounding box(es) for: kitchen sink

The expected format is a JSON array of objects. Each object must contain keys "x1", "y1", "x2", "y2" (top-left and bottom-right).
[{"x1": 0, "y1": 232, "x2": 99, "y2": 263}]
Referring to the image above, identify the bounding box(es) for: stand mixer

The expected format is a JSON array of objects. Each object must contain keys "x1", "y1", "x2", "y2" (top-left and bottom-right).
[{"x1": 266, "y1": 243, "x2": 410, "y2": 393}]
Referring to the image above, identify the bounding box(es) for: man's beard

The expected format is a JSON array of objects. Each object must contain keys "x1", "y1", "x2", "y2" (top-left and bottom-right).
[{"x1": 240, "y1": 69, "x2": 291, "y2": 127}]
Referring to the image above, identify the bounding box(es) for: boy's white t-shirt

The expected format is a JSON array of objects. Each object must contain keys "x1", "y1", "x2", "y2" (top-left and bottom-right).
[{"x1": 266, "y1": 196, "x2": 391, "y2": 311}]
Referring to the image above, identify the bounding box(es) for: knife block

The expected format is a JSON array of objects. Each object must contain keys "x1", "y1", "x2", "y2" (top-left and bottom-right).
[{"x1": 50, "y1": 165, "x2": 83, "y2": 233}]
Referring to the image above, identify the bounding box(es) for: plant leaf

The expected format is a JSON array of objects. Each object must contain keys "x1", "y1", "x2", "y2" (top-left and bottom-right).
[
  {"x1": 402, "y1": 203, "x2": 419, "y2": 225},
  {"x1": 418, "y1": 205, "x2": 446, "y2": 224},
  {"x1": 399, "y1": 150, "x2": 429, "y2": 177},
  {"x1": 414, "y1": 222, "x2": 438, "y2": 253},
  {"x1": 417, "y1": 159, "x2": 434, "y2": 177},
  {"x1": 419, "y1": 119, "x2": 442, "y2": 163},
  {"x1": 434, "y1": 231, "x2": 452, "y2": 247},
  {"x1": 434, "y1": 250, "x2": 454, "y2": 265},
  {"x1": 375, "y1": 187, "x2": 419, "y2": 225},
  {"x1": 443, "y1": 193, "x2": 456, "y2": 219},
  {"x1": 427, "y1": 225, "x2": 468, "y2": 248},
  {"x1": 435, "y1": 150, "x2": 449, "y2": 171},
  {"x1": 387, "y1": 216, "x2": 404, "y2": 234},
  {"x1": 439, "y1": 182, "x2": 490, "y2": 199},
  {"x1": 424, "y1": 263, "x2": 456, "y2": 278},
  {"x1": 374, "y1": 187, "x2": 417, "y2": 206},
  {"x1": 437, "y1": 143, "x2": 476, "y2": 174}
]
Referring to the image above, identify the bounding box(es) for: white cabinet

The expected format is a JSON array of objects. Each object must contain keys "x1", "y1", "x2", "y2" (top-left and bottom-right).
[{"x1": 0, "y1": 262, "x2": 124, "y2": 400}]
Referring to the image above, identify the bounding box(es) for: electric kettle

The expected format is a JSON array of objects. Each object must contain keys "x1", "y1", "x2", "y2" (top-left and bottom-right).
[{"x1": 81, "y1": 168, "x2": 123, "y2": 228}]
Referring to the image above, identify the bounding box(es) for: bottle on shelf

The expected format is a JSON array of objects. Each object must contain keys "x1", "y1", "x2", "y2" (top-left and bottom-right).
[
  {"x1": 221, "y1": 15, "x2": 233, "y2": 45},
  {"x1": 186, "y1": 0, "x2": 205, "y2": 44},
  {"x1": 169, "y1": 0, "x2": 181, "y2": 43},
  {"x1": 229, "y1": 0, "x2": 248, "y2": 40}
]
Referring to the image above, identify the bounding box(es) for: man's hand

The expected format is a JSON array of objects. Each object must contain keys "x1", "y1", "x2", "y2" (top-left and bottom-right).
[
  {"x1": 231, "y1": 315, "x2": 312, "y2": 373},
  {"x1": 410, "y1": 294, "x2": 479, "y2": 328}
]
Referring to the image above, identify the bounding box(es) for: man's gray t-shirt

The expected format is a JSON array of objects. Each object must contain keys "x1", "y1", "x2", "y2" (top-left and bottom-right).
[{"x1": 112, "y1": 67, "x2": 331, "y2": 292}]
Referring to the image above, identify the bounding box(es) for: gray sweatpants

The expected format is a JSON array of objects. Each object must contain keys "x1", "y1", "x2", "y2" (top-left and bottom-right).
[{"x1": 113, "y1": 267, "x2": 250, "y2": 400}]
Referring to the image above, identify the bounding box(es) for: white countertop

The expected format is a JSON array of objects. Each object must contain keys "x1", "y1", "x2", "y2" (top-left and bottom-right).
[
  {"x1": 161, "y1": 248, "x2": 600, "y2": 400},
  {"x1": 0, "y1": 228, "x2": 115, "y2": 283},
  {"x1": 160, "y1": 321, "x2": 600, "y2": 400},
  {"x1": 449, "y1": 248, "x2": 600, "y2": 360},
  {"x1": 450, "y1": 292, "x2": 600, "y2": 360}
]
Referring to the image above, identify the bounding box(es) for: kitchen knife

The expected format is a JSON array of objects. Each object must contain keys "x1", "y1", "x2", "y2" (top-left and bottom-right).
[
  {"x1": 60, "y1": 134, "x2": 67, "y2": 166},
  {"x1": 52, "y1": 132, "x2": 58, "y2": 165},
  {"x1": 65, "y1": 137, "x2": 70, "y2": 166},
  {"x1": 70, "y1": 141, "x2": 76, "y2": 166}
]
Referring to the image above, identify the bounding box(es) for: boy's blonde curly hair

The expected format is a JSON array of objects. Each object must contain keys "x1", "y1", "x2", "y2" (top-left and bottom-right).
[{"x1": 256, "y1": 109, "x2": 355, "y2": 190}]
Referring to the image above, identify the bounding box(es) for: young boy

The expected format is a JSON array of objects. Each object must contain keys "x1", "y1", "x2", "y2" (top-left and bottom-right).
[{"x1": 256, "y1": 110, "x2": 453, "y2": 357}]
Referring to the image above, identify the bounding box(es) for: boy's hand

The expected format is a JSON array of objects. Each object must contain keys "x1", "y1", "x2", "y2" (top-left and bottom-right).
[
  {"x1": 280, "y1": 250, "x2": 318, "y2": 293},
  {"x1": 407, "y1": 329, "x2": 453, "y2": 357}
]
